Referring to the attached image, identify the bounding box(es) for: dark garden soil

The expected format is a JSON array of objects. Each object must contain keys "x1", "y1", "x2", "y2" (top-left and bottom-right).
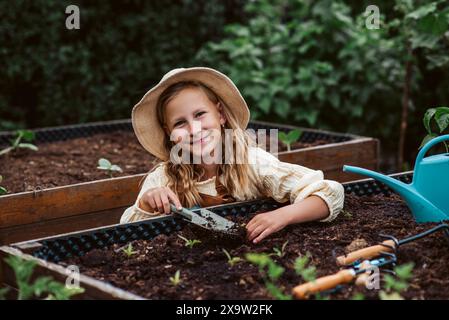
[
  {"x1": 63, "y1": 193, "x2": 449, "y2": 300},
  {"x1": 0, "y1": 131, "x2": 327, "y2": 194}
]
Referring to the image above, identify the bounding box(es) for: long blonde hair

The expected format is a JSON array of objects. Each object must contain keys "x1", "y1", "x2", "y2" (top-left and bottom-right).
[{"x1": 140, "y1": 81, "x2": 268, "y2": 208}]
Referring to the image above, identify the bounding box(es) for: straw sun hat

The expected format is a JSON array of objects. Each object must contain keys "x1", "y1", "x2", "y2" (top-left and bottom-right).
[{"x1": 131, "y1": 67, "x2": 251, "y2": 161}]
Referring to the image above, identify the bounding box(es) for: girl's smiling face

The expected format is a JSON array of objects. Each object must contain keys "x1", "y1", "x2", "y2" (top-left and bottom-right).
[{"x1": 163, "y1": 87, "x2": 226, "y2": 160}]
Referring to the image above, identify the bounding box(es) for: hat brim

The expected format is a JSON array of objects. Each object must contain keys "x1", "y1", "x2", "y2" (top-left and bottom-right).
[{"x1": 132, "y1": 67, "x2": 250, "y2": 161}]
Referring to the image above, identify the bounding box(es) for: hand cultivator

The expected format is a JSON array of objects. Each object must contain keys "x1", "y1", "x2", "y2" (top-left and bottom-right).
[{"x1": 293, "y1": 223, "x2": 449, "y2": 299}]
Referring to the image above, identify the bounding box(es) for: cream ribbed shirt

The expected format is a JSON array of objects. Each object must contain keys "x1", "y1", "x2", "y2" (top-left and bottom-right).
[{"x1": 120, "y1": 147, "x2": 345, "y2": 224}]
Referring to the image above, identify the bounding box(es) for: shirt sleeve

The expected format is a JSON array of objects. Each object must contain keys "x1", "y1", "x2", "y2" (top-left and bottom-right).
[
  {"x1": 249, "y1": 147, "x2": 345, "y2": 222},
  {"x1": 119, "y1": 164, "x2": 168, "y2": 224}
]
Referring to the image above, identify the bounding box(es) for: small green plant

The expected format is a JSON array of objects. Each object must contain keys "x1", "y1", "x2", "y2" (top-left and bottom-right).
[
  {"x1": 351, "y1": 293, "x2": 365, "y2": 300},
  {"x1": 342, "y1": 209, "x2": 353, "y2": 219},
  {"x1": 278, "y1": 129, "x2": 302, "y2": 152},
  {"x1": 121, "y1": 243, "x2": 138, "y2": 258},
  {"x1": 222, "y1": 249, "x2": 242, "y2": 267},
  {"x1": 0, "y1": 175, "x2": 7, "y2": 195},
  {"x1": 177, "y1": 235, "x2": 201, "y2": 249},
  {"x1": 245, "y1": 253, "x2": 291, "y2": 300},
  {"x1": 2, "y1": 256, "x2": 84, "y2": 300},
  {"x1": 379, "y1": 263, "x2": 414, "y2": 300},
  {"x1": 270, "y1": 240, "x2": 289, "y2": 258},
  {"x1": 293, "y1": 253, "x2": 329, "y2": 300},
  {"x1": 0, "y1": 130, "x2": 38, "y2": 156},
  {"x1": 294, "y1": 253, "x2": 317, "y2": 282},
  {"x1": 421, "y1": 106, "x2": 449, "y2": 151},
  {"x1": 97, "y1": 158, "x2": 123, "y2": 177},
  {"x1": 169, "y1": 270, "x2": 182, "y2": 286}
]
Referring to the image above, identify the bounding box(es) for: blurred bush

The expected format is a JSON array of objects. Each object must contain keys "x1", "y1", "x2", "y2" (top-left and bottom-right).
[
  {"x1": 0, "y1": 0, "x2": 246, "y2": 130},
  {"x1": 196, "y1": 0, "x2": 449, "y2": 168}
]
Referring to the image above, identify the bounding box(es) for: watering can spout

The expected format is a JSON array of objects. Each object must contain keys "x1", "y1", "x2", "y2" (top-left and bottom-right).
[
  {"x1": 343, "y1": 165, "x2": 412, "y2": 195},
  {"x1": 343, "y1": 165, "x2": 449, "y2": 223}
]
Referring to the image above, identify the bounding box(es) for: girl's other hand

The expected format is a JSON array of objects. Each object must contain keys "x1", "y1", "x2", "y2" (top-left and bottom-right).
[
  {"x1": 138, "y1": 186, "x2": 183, "y2": 214},
  {"x1": 246, "y1": 210, "x2": 288, "y2": 244}
]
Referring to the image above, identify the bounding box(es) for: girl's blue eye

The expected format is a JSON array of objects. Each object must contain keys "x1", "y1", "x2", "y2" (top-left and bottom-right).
[
  {"x1": 195, "y1": 111, "x2": 206, "y2": 117},
  {"x1": 174, "y1": 120, "x2": 185, "y2": 127}
]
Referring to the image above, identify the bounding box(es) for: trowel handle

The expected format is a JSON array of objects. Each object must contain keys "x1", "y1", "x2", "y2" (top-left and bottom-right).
[
  {"x1": 292, "y1": 269, "x2": 356, "y2": 300},
  {"x1": 336, "y1": 240, "x2": 396, "y2": 266},
  {"x1": 170, "y1": 204, "x2": 192, "y2": 221},
  {"x1": 416, "y1": 134, "x2": 449, "y2": 166}
]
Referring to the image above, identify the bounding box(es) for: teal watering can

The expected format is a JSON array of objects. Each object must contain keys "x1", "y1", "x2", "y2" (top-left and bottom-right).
[{"x1": 343, "y1": 134, "x2": 449, "y2": 223}]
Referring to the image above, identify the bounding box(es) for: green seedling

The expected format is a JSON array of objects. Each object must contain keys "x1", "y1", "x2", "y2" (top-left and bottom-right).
[
  {"x1": 0, "y1": 130, "x2": 38, "y2": 156},
  {"x1": 0, "y1": 175, "x2": 7, "y2": 195},
  {"x1": 379, "y1": 263, "x2": 414, "y2": 300},
  {"x1": 2, "y1": 256, "x2": 84, "y2": 300},
  {"x1": 421, "y1": 106, "x2": 449, "y2": 152},
  {"x1": 222, "y1": 249, "x2": 242, "y2": 267},
  {"x1": 245, "y1": 253, "x2": 291, "y2": 300},
  {"x1": 294, "y1": 253, "x2": 328, "y2": 300},
  {"x1": 122, "y1": 243, "x2": 138, "y2": 258},
  {"x1": 278, "y1": 129, "x2": 302, "y2": 152},
  {"x1": 177, "y1": 235, "x2": 201, "y2": 249},
  {"x1": 342, "y1": 209, "x2": 353, "y2": 219},
  {"x1": 271, "y1": 240, "x2": 289, "y2": 258},
  {"x1": 97, "y1": 158, "x2": 123, "y2": 177},
  {"x1": 169, "y1": 270, "x2": 182, "y2": 286},
  {"x1": 294, "y1": 253, "x2": 317, "y2": 282},
  {"x1": 351, "y1": 293, "x2": 365, "y2": 300}
]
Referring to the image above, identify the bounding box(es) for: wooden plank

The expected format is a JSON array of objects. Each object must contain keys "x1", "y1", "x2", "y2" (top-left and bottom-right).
[
  {"x1": 0, "y1": 245, "x2": 144, "y2": 300},
  {"x1": 0, "y1": 206, "x2": 127, "y2": 245},
  {"x1": 278, "y1": 138, "x2": 379, "y2": 182},
  {"x1": 0, "y1": 175, "x2": 143, "y2": 229}
]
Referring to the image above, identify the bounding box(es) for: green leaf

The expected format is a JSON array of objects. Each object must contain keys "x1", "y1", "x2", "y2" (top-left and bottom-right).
[
  {"x1": 110, "y1": 165, "x2": 123, "y2": 172},
  {"x1": 417, "y1": 13, "x2": 449, "y2": 35},
  {"x1": 427, "y1": 54, "x2": 449, "y2": 69},
  {"x1": 406, "y1": 2, "x2": 437, "y2": 20},
  {"x1": 0, "y1": 147, "x2": 13, "y2": 156},
  {"x1": 265, "y1": 281, "x2": 292, "y2": 300},
  {"x1": 394, "y1": 263, "x2": 414, "y2": 281},
  {"x1": 0, "y1": 186, "x2": 7, "y2": 195},
  {"x1": 98, "y1": 158, "x2": 111, "y2": 168},
  {"x1": 19, "y1": 130, "x2": 35, "y2": 142},
  {"x1": 18, "y1": 143, "x2": 38, "y2": 151},
  {"x1": 287, "y1": 129, "x2": 302, "y2": 142},
  {"x1": 410, "y1": 33, "x2": 440, "y2": 49},
  {"x1": 419, "y1": 133, "x2": 438, "y2": 149},
  {"x1": 259, "y1": 97, "x2": 271, "y2": 114},
  {"x1": 423, "y1": 108, "x2": 437, "y2": 133},
  {"x1": 267, "y1": 263, "x2": 284, "y2": 281},
  {"x1": 435, "y1": 107, "x2": 449, "y2": 132},
  {"x1": 278, "y1": 131, "x2": 288, "y2": 143}
]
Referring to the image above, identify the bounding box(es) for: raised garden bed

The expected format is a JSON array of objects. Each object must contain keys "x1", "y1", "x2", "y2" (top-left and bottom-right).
[
  {"x1": 2, "y1": 172, "x2": 448, "y2": 300},
  {"x1": 0, "y1": 119, "x2": 379, "y2": 244},
  {"x1": 0, "y1": 119, "x2": 377, "y2": 194}
]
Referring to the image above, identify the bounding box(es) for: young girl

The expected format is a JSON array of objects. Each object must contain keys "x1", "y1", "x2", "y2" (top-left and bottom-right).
[{"x1": 121, "y1": 67, "x2": 344, "y2": 244}]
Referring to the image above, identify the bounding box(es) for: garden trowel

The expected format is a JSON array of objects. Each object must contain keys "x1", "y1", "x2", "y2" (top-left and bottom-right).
[{"x1": 170, "y1": 204, "x2": 237, "y2": 235}]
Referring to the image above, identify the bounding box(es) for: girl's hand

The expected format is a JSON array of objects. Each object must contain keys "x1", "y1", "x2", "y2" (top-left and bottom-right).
[
  {"x1": 138, "y1": 186, "x2": 182, "y2": 214},
  {"x1": 246, "y1": 210, "x2": 289, "y2": 244}
]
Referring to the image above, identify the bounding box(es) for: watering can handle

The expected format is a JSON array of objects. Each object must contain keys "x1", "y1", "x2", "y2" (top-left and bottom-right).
[{"x1": 416, "y1": 134, "x2": 449, "y2": 167}]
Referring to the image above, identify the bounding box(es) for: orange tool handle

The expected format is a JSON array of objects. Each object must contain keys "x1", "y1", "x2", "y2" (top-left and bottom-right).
[
  {"x1": 292, "y1": 269, "x2": 356, "y2": 300},
  {"x1": 336, "y1": 239, "x2": 396, "y2": 266}
]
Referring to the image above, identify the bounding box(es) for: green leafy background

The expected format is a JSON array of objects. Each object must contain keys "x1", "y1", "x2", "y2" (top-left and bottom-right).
[{"x1": 1, "y1": 0, "x2": 449, "y2": 170}]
